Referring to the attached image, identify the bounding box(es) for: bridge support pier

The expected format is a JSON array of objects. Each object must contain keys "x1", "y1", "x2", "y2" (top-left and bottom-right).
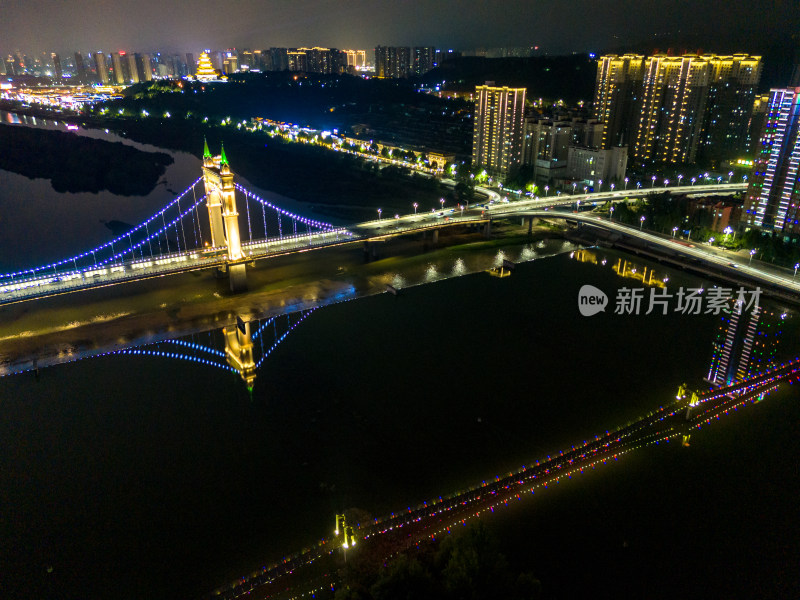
[
  {"x1": 527, "y1": 217, "x2": 533, "y2": 235},
  {"x1": 482, "y1": 221, "x2": 492, "y2": 238},
  {"x1": 363, "y1": 241, "x2": 379, "y2": 260},
  {"x1": 431, "y1": 229, "x2": 439, "y2": 245},
  {"x1": 228, "y1": 263, "x2": 248, "y2": 293}
]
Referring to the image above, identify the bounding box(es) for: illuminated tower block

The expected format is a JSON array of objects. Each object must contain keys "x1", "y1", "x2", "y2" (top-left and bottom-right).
[
  {"x1": 473, "y1": 84, "x2": 527, "y2": 175},
  {"x1": 742, "y1": 88, "x2": 800, "y2": 235}
]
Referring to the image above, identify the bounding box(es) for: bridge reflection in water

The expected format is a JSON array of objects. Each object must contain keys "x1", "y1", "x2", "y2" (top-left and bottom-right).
[{"x1": 114, "y1": 308, "x2": 317, "y2": 391}]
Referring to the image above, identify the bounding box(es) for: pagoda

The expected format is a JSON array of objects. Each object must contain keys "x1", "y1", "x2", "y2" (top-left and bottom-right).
[{"x1": 196, "y1": 51, "x2": 221, "y2": 81}]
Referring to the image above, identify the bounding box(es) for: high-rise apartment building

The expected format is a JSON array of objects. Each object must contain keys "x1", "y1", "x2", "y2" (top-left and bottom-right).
[
  {"x1": 73, "y1": 52, "x2": 87, "y2": 83},
  {"x1": 593, "y1": 54, "x2": 645, "y2": 149},
  {"x1": 287, "y1": 50, "x2": 307, "y2": 72},
  {"x1": 270, "y1": 48, "x2": 289, "y2": 71},
  {"x1": 343, "y1": 50, "x2": 367, "y2": 70},
  {"x1": 136, "y1": 53, "x2": 153, "y2": 81},
  {"x1": 375, "y1": 46, "x2": 411, "y2": 78},
  {"x1": 50, "y1": 53, "x2": 62, "y2": 80},
  {"x1": 472, "y1": 84, "x2": 527, "y2": 175},
  {"x1": 126, "y1": 53, "x2": 140, "y2": 83},
  {"x1": 699, "y1": 55, "x2": 763, "y2": 162},
  {"x1": 633, "y1": 54, "x2": 711, "y2": 164},
  {"x1": 742, "y1": 88, "x2": 800, "y2": 236},
  {"x1": 596, "y1": 53, "x2": 762, "y2": 165},
  {"x1": 412, "y1": 47, "x2": 436, "y2": 76},
  {"x1": 110, "y1": 52, "x2": 126, "y2": 84},
  {"x1": 94, "y1": 52, "x2": 109, "y2": 84},
  {"x1": 186, "y1": 53, "x2": 196, "y2": 76}
]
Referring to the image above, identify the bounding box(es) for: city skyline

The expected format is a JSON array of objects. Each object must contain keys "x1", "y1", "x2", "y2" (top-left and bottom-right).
[{"x1": 2, "y1": 0, "x2": 798, "y2": 57}]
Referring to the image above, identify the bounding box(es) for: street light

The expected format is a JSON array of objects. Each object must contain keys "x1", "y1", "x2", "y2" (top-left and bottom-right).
[
  {"x1": 678, "y1": 174, "x2": 683, "y2": 186},
  {"x1": 609, "y1": 206, "x2": 615, "y2": 220},
  {"x1": 672, "y1": 226, "x2": 678, "y2": 238},
  {"x1": 723, "y1": 226, "x2": 733, "y2": 241},
  {"x1": 651, "y1": 175, "x2": 656, "y2": 188},
  {"x1": 663, "y1": 179, "x2": 670, "y2": 188},
  {"x1": 413, "y1": 202, "x2": 418, "y2": 214},
  {"x1": 728, "y1": 171, "x2": 733, "y2": 183},
  {"x1": 717, "y1": 176, "x2": 722, "y2": 184},
  {"x1": 377, "y1": 208, "x2": 382, "y2": 221},
  {"x1": 440, "y1": 198, "x2": 445, "y2": 211},
  {"x1": 598, "y1": 179, "x2": 603, "y2": 191},
  {"x1": 572, "y1": 182, "x2": 577, "y2": 194},
  {"x1": 544, "y1": 185, "x2": 549, "y2": 196},
  {"x1": 624, "y1": 177, "x2": 629, "y2": 190},
  {"x1": 610, "y1": 183, "x2": 615, "y2": 192},
  {"x1": 691, "y1": 177, "x2": 696, "y2": 186},
  {"x1": 794, "y1": 263, "x2": 799, "y2": 280},
  {"x1": 636, "y1": 181, "x2": 641, "y2": 189},
  {"x1": 639, "y1": 215, "x2": 645, "y2": 230},
  {"x1": 743, "y1": 175, "x2": 748, "y2": 183},
  {"x1": 749, "y1": 249, "x2": 756, "y2": 265},
  {"x1": 708, "y1": 236, "x2": 715, "y2": 244}
]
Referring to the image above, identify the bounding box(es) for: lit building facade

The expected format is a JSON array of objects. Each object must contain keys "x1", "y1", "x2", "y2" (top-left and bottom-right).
[
  {"x1": 472, "y1": 84, "x2": 526, "y2": 175},
  {"x1": 742, "y1": 88, "x2": 800, "y2": 236},
  {"x1": 633, "y1": 54, "x2": 711, "y2": 164},
  {"x1": 412, "y1": 47, "x2": 437, "y2": 76},
  {"x1": 343, "y1": 50, "x2": 367, "y2": 70},
  {"x1": 699, "y1": 55, "x2": 763, "y2": 162},
  {"x1": 94, "y1": 52, "x2": 109, "y2": 84},
  {"x1": 375, "y1": 46, "x2": 411, "y2": 78},
  {"x1": 593, "y1": 54, "x2": 645, "y2": 149}
]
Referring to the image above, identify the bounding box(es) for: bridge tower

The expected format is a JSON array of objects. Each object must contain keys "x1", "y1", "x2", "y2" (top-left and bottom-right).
[
  {"x1": 224, "y1": 316, "x2": 257, "y2": 390},
  {"x1": 202, "y1": 141, "x2": 248, "y2": 291},
  {"x1": 202, "y1": 139, "x2": 227, "y2": 249}
]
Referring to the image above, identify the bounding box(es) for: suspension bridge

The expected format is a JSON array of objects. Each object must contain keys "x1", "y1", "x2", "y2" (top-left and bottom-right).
[{"x1": 0, "y1": 142, "x2": 749, "y2": 306}]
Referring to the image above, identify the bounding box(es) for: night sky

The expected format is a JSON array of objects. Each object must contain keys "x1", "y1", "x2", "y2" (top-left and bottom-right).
[{"x1": 3, "y1": 0, "x2": 798, "y2": 56}]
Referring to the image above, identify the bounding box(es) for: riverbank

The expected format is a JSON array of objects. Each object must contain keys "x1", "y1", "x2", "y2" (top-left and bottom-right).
[
  {"x1": 0, "y1": 123, "x2": 172, "y2": 195},
  {"x1": 0, "y1": 101, "x2": 451, "y2": 220}
]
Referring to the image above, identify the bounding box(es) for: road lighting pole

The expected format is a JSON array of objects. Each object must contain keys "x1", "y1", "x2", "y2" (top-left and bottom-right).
[
  {"x1": 664, "y1": 179, "x2": 669, "y2": 188},
  {"x1": 572, "y1": 182, "x2": 577, "y2": 194},
  {"x1": 610, "y1": 183, "x2": 615, "y2": 192},
  {"x1": 377, "y1": 208, "x2": 382, "y2": 221},
  {"x1": 651, "y1": 175, "x2": 656, "y2": 188},
  {"x1": 678, "y1": 174, "x2": 683, "y2": 186},
  {"x1": 640, "y1": 215, "x2": 645, "y2": 230},
  {"x1": 749, "y1": 249, "x2": 756, "y2": 265},
  {"x1": 440, "y1": 198, "x2": 445, "y2": 212},
  {"x1": 413, "y1": 202, "x2": 418, "y2": 214},
  {"x1": 672, "y1": 227, "x2": 678, "y2": 238},
  {"x1": 544, "y1": 185, "x2": 549, "y2": 196},
  {"x1": 794, "y1": 263, "x2": 799, "y2": 280},
  {"x1": 624, "y1": 177, "x2": 629, "y2": 190},
  {"x1": 609, "y1": 206, "x2": 614, "y2": 220}
]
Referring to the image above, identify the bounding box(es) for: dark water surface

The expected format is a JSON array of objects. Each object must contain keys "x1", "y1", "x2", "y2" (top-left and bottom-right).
[{"x1": 1, "y1": 247, "x2": 798, "y2": 600}]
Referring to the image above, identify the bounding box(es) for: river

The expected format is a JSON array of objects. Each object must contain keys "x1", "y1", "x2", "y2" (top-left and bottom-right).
[{"x1": 0, "y1": 117, "x2": 798, "y2": 600}]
